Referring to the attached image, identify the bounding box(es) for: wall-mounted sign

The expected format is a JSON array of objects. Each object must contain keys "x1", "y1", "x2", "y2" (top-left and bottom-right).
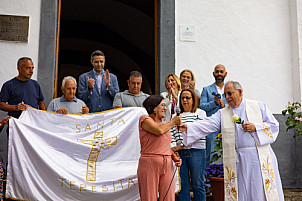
[
  {"x1": 179, "y1": 25, "x2": 196, "y2": 42},
  {"x1": 0, "y1": 15, "x2": 29, "y2": 42}
]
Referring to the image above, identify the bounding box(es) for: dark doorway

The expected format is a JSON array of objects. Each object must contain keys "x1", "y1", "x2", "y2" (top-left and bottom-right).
[{"x1": 57, "y1": 0, "x2": 156, "y2": 97}]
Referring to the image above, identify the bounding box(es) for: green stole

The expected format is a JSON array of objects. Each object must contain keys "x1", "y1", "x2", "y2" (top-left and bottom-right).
[{"x1": 221, "y1": 100, "x2": 279, "y2": 201}]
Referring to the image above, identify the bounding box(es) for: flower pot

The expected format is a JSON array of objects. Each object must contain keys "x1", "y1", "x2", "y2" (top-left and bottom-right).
[{"x1": 208, "y1": 176, "x2": 224, "y2": 201}]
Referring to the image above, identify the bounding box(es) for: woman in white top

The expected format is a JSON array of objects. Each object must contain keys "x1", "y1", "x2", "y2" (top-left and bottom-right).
[
  {"x1": 160, "y1": 74, "x2": 181, "y2": 122},
  {"x1": 170, "y1": 89, "x2": 207, "y2": 201}
]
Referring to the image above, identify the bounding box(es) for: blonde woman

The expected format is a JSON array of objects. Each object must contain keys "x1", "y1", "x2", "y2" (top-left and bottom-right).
[
  {"x1": 180, "y1": 69, "x2": 200, "y2": 97},
  {"x1": 160, "y1": 74, "x2": 181, "y2": 122}
]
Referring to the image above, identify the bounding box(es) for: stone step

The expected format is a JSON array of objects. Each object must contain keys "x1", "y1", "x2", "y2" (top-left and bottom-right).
[{"x1": 189, "y1": 189, "x2": 302, "y2": 201}]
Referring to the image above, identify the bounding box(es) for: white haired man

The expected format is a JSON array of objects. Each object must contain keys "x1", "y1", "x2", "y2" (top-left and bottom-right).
[
  {"x1": 48, "y1": 76, "x2": 89, "y2": 114},
  {"x1": 180, "y1": 81, "x2": 284, "y2": 201}
]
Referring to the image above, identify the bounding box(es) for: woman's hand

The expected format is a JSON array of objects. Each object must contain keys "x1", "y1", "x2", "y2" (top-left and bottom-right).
[
  {"x1": 170, "y1": 87, "x2": 178, "y2": 99},
  {"x1": 167, "y1": 83, "x2": 173, "y2": 96},
  {"x1": 172, "y1": 115, "x2": 182, "y2": 125},
  {"x1": 171, "y1": 150, "x2": 182, "y2": 167},
  {"x1": 189, "y1": 81, "x2": 195, "y2": 89},
  {"x1": 171, "y1": 145, "x2": 184, "y2": 152}
]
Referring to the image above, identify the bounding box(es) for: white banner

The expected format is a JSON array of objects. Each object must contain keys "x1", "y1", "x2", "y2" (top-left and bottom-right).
[{"x1": 6, "y1": 107, "x2": 148, "y2": 201}]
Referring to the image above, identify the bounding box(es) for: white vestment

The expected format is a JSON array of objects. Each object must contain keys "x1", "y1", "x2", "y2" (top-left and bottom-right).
[{"x1": 182, "y1": 99, "x2": 284, "y2": 201}]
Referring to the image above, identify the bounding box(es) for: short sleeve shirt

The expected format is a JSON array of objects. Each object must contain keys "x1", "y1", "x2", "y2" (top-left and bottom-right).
[
  {"x1": 0, "y1": 78, "x2": 44, "y2": 118},
  {"x1": 113, "y1": 90, "x2": 149, "y2": 108},
  {"x1": 47, "y1": 95, "x2": 86, "y2": 114}
]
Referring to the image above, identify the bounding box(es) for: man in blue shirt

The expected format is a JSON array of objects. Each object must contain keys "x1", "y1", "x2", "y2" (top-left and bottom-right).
[
  {"x1": 0, "y1": 57, "x2": 46, "y2": 118},
  {"x1": 47, "y1": 76, "x2": 89, "y2": 114},
  {"x1": 78, "y1": 50, "x2": 119, "y2": 112}
]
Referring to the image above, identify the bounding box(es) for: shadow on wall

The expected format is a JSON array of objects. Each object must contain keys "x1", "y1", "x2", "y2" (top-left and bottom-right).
[{"x1": 273, "y1": 114, "x2": 302, "y2": 188}]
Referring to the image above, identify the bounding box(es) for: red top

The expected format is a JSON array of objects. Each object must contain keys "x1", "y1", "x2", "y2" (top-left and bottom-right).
[{"x1": 139, "y1": 115, "x2": 172, "y2": 156}]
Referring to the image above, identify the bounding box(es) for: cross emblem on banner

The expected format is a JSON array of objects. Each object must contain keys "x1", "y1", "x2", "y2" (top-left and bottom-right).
[{"x1": 77, "y1": 131, "x2": 117, "y2": 181}]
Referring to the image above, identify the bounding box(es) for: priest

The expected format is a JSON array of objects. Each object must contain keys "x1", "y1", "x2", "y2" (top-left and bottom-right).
[{"x1": 179, "y1": 81, "x2": 284, "y2": 201}]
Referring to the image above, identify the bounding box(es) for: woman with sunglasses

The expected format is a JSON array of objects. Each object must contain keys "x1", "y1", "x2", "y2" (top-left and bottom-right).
[
  {"x1": 160, "y1": 74, "x2": 181, "y2": 122},
  {"x1": 137, "y1": 95, "x2": 182, "y2": 201},
  {"x1": 170, "y1": 89, "x2": 207, "y2": 201}
]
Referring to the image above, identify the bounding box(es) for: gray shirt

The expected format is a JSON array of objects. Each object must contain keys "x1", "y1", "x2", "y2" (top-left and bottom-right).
[
  {"x1": 47, "y1": 95, "x2": 87, "y2": 114},
  {"x1": 113, "y1": 90, "x2": 149, "y2": 107}
]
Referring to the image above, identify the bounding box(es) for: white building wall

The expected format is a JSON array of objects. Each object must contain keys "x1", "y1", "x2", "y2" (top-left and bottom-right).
[
  {"x1": 0, "y1": 0, "x2": 41, "y2": 84},
  {"x1": 175, "y1": 0, "x2": 293, "y2": 114}
]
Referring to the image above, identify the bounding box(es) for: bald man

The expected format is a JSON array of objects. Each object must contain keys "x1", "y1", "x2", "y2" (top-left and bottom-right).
[{"x1": 199, "y1": 64, "x2": 228, "y2": 190}]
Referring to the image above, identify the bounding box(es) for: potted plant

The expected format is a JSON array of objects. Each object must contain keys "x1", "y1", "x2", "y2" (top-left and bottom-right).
[
  {"x1": 210, "y1": 132, "x2": 223, "y2": 163},
  {"x1": 206, "y1": 133, "x2": 224, "y2": 201},
  {"x1": 282, "y1": 101, "x2": 302, "y2": 139}
]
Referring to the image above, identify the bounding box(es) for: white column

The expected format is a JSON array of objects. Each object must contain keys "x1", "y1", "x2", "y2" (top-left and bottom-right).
[{"x1": 290, "y1": 0, "x2": 302, "y2": 105}]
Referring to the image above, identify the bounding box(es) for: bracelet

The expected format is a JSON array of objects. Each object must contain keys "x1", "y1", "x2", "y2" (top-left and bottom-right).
[{"x1": 15, "y1": 105, "x2": 18, "y2": 111}]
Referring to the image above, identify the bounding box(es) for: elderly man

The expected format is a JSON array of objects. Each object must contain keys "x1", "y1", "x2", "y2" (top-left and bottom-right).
[
  {"x1": 78, "y1": 50, "x2": 119, "y2": 112},
  {"x1": 180, "y1": 81, "x2": 284, "y2": 201},
  {"x1": 48, "y1": 76, "x2": 89, "y2": 114},
  {"x1": 200, "y1": 64, "x2": 228, "y2": 176},
  {"x1": 0, "y1": 57, "x2": 46, "y2": 119},
  {"x1": 113, "y1": 71, "x2": 149, "y2": 108}
]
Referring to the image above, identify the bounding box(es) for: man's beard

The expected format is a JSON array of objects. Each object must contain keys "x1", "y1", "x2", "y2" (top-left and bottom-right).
[{"x1": 215, "y1": 75, "x2": 225, "y2": 83}]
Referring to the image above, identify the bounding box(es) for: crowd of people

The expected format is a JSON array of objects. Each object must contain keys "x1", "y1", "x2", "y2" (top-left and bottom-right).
[{"x1": 0, "y1": 50, "x2": 284, "y2": 201}]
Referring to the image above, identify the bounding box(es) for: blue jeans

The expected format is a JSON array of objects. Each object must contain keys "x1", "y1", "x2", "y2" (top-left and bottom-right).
[{"x1": 178, "y1": 149, "x2": 206, "y2": 201}]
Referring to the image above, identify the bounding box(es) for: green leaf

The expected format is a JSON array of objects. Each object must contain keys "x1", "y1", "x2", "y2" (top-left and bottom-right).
[
  {"x1": 210, "y1": 154, "x2": 219, "y2": 163},
  {"x1": 214, "y1": 146, "x2": 221, "y2": 152}
]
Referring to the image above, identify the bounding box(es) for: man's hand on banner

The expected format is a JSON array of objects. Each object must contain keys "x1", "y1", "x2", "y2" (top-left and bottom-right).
[
  {"x1": 56, "y1": 108, "x2": 69, "y2": 115},
  {"x1": 82, "y1": 105, "x2": 89, "y2": 114}
]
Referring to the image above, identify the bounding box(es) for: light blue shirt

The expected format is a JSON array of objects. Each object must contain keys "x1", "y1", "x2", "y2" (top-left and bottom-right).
[
  {"x1": 93, "y1": 69, "x2": 104, "y2": 94},
  {"x1": 47, "y1": 95, "x2": 87, "y2": 114}
]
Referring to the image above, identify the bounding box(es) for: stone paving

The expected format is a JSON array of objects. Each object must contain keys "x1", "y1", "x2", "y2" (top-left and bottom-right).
[
  {"x1": 204, "y1": 189, "x2": 302, "y2": 201},
  {"x1": 283, "y1": 189, "x2": 302, "y2": 201}
]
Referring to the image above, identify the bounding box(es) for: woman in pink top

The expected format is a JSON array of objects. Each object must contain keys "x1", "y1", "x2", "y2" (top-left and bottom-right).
[{"x1": 137, "y1": 95, "x2": 182, "y2": 201}]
